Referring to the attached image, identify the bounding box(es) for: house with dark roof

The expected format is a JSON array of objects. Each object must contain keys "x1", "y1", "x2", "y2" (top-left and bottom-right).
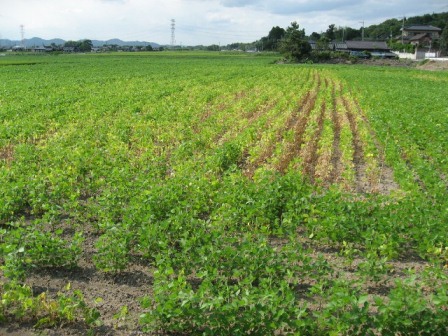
[
  {"x1": 333, "y1": 40, "x2": 396, "y2": 58},
  {"x1": 309, "y1": 41, "x2": 336, "y2": 51},
  {"x1": 399, "y1": 25, "x2": 442, "y2": 47},
  {"x1": 309, "y1": 40, "x2": 397, "y2": 58},
  {"x1": 345, "y1": 41, "x2": 389, "y2": 51},
  {"x1": 408, "y1": 33, "x2": 433, "y2": 46},
  {"x1": 32, "y1": 46, "x2": 53, "y2": 53},
  {"x1": 310, "y1": 40, "x2": 392, "y2": 52},
  {"x1": 63, "y1": 46, "x2": 77, "y2": 53},
  {"x1": 402, "y1": 25, "x2": 442, "y2": 39}
]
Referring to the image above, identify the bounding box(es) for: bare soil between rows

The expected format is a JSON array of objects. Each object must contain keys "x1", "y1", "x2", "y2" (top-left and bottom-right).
[
  {"x1": 1, "y1": 217, "x2": 434, "y2": 336},
  {"x1": 1, "y1": 224, "x2": 154, "y2": 335},
  {"x1": 417, "y1": 60, "x2": 448, "y2": 71},
  {"x1": 311, "y1": 57, "x2": 448, "y2": 71},
  {"x1": 1, "y1": 65, "x2": 429, "y2": 335}
]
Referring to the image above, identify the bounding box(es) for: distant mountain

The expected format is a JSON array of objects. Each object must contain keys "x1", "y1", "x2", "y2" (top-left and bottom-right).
[
  {"x1": 0, "y1": 37, "x2": 65, "y2": 48},
  {"x1": 93, "y1": 39, "x2": 159, "y2": 48},
  {"x1": 0, "y1": 37, "x2": 160, "y2": 48}
]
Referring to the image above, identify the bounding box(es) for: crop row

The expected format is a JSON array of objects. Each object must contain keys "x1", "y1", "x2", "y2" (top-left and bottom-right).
[{"x1": 1, "y1": 53, "x2": 447, "y2": 334}]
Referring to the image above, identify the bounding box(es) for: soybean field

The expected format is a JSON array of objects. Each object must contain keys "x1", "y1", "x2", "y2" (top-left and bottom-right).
[{"x1": 1, "y1": 52, "x2": 447, "y2": 335}]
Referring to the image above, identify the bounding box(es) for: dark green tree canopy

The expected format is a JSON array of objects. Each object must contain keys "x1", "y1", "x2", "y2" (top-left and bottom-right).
[
  {"x1": 365, "y1": 18, "x2": 403, "y2": 40},
  {"x1": 279, "y1": 21, "x2": 311, "y2": 61},
  {"x1": 268, "y1": 26, "x2": 286, "y2": 41},
  {"x1": 440, "y1": 27, "x2": 448, "y2": 54},
  {"x1": 63, "y1": 39, "x2": 92, "y2": 52},
  {"x1": 79, "y1": 40, "x2": 93, "y2": 52},
  {"x1": 257, "y1": 26, "x2": 286, "y2": 51},
  {"x1": 207, "y1": 44, "x2": 220, "y2": 51},
  {"x1": 309, "y1": 32, "x2": 321, "y2": 41},
  {"x1": 325, "y1": 24, "x2": 336, "y2": 41},
  {"x1": 64, "y1": 40, "x2": 79, "y2": 48}
]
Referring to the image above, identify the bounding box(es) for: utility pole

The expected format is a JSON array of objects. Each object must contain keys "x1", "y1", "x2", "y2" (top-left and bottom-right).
[
  {"x1": 359, "y1": 21, "x2": 364, "y2": 41},
  {"x1": 401, "y1": 17, "x2": 405, "y2": 44}
]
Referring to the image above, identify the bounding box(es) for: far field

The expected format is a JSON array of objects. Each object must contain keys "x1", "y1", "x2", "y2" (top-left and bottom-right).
[{"x1": 1, "y1": 52, "x2": 447, "y2": 335}]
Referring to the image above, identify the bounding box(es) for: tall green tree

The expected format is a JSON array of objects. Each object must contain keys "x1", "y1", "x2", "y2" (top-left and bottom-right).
[
  {"x1": 316, "y1": 36, "x2": 330, "y2": 50},
  {"x1": 207, "y1": 44, "x2": 220, "y2": 51},
  {"x1": 63, "y1": 40, "x2": 92, "y2": 52},
  {"x1": 267, "y1": 26, "x2": 286, "y2": 50},
  {"x1": 309, "y1": 32, "x2": 321, "y2": 41},
  {"x1": 79, "y1": 39, "x2": 93, "y2": 52},
  {"x1": 257, "y1": 26, "x2": 286, "y2": 51},
  {"x1": 279, "y1": 22, "x2": 311, "y2": 61},
  {"x1": 325, "y1": 24, "x2": 336, "y2": 41},
  {"x1": 365, "y1": 19, "x2": 402, "y2": 40},
  {"x1": 333, "y1": 26, "x2": 361, "y2": 41},
  {"x1": 64, "y1": 40, "x2": 79, "y2": 48},
  {"x1": 440, "y1": 27, "x2": 448, "y2": 55}
]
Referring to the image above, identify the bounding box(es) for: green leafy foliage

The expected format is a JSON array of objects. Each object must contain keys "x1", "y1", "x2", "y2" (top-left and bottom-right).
[
  {"x1": 375, "y1": 277, "x2": 448, "y2": 335},
  {"x1": 1, "y1": 225, "x2": 83, "y2": 280},
  {"x1": 0, "y1": 52, "x2": 447, "y2": 334},
  {"x1": 141, "y1": 235, "x2": 312, "y2": 334},
  {"x1": 0, "y1": 282, "x2": 101, "y2": 329},
  {"x1": 279, "y1": 21, "x2": 312, "y2": 61}
]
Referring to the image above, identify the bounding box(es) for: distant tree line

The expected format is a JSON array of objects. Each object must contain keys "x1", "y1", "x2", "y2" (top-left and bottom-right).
[
  {"x1": 63, "y1": 40, "x2": 93, "y2": 52},
  {"x1": 249, "y1": 11, "x2": 448, "y2": 59},
  {"x1": 61, "y1": 40, "x2": 158, "y2": 52}
]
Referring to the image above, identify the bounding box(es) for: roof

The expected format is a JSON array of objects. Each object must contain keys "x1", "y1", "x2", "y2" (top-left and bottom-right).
[
  {"x1": 309, "y1": 41, "x2": 335, "y2": 50},
  {"x1": 403, "y1": 25, "x2": 442, "y2": 32},
  {"x1": 308, "y1": 40, "x2": 391, "y2": 51},
  {"x1": 345, "y1": 41, "x2": 389, "y2": 51},
  {"x1": 33, "y1": 46, "x2": 52, "y2": 50},
  {"x1": 409, "y1": 33, "x2": 430, "y2": 41}
]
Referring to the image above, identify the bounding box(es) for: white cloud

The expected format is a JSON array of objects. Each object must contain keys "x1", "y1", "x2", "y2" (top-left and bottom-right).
[
  {"x1": 219, "y1": 0, "x2": 259, "y2": 7},
  {"x1": 0, "y1": 0, "x2": 445, "y2": 45}
]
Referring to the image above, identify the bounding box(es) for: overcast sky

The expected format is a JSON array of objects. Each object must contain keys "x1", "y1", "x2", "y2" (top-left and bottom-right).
[{"x1": 0, "y1": 0, "x2": 446, "y2": 45}]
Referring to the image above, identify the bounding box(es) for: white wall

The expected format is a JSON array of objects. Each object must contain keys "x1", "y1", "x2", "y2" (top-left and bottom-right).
[
  {"x1": 394, "y1": 50, "x2": 437, "y2": 60},
  {"x1": 394, "y1": 51, "x2": 417, "y2": 60}
]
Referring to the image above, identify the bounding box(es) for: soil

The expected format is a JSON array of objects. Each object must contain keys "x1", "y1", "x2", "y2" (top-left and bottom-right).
[
  {"x1": 356, "y1": 58, "x2": 415, "y2": 67},
  {"x1": 1, "y1": 59, "x2": 441, "y2": 335},
  {"x1": 416, "y1": 59, "x2": 448, "y2": 71},
  {"x1": 311, "y1": 57, "x2": 448, "y2": 70},
  {"x1": 329, "y1": 85, "x2": 342, "y2": 185},
  {"x1": 1, "y1": 225, "x2": 154, "y2": 336},
  {"x1": 2, "y1": 222, "x2": 433, "y2": 336}
]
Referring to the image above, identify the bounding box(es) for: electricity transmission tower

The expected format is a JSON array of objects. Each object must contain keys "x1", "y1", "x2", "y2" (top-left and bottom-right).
[
  {"x1": 20, "y1": 24, "x2": 25, "y2": 48},
  {"x1": 171, "y1": 19, "x2": 176, "y2": 47}
]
